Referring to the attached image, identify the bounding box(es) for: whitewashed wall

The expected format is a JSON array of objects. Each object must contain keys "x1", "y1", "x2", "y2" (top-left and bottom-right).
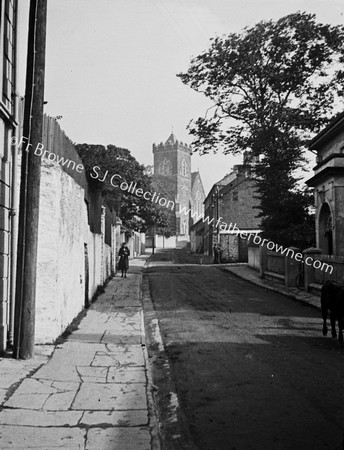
[{"x1": 35, "y1": 161, "x2": 111, "y2": 343}]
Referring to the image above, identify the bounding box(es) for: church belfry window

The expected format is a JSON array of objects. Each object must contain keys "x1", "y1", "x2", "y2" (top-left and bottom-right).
[
  {"x1": 159, "y1": 158, "x2": 172, "y2": 175},
  {"x1": 180, "y1": 159, "x2": 187, "y2": 176}
]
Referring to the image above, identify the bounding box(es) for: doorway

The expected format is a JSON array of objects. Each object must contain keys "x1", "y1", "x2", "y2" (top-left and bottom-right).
[{"x1": 318, "y1": 203, "x2": 333, "y2": 255}]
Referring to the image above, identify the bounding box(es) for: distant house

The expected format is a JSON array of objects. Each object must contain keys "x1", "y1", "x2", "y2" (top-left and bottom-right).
[
  {"x1": 197, "y1": 153, "x2": 261, "y2": 262},
  {"x1": 202, "y1": 171, "x2": 239, "y2": 256}
]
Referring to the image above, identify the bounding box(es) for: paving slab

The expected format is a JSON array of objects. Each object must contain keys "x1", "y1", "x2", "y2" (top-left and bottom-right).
[
  {"x1": 32, "y1": 342, "x2": 106, "y2": 382},
  {"x1": 81, "y1": 409, "x2": 148, "y2": 426},
  {"x1": 85, "y1": 427, "x2": 151, "y2": 450},
  {"x1": 75, "y1": 311, "x2": 109, "y2": 330},
  {"x1": 76, "y1": 366, "x2": 108, "y2": 382},
  {"x1": 6, "y1": 378, "x2": 55, "y2": 395},
  {"x1": 43, "y1": 388, "x2": 79, "y2": 411},
  {"x1": 111, "y1": 299, "x2": 142, "y2": 307},
  {"x1": 0, "y1": 409, "x2": 83, "y2": 427},
  {"x1": 107, "y1": 367, "x2": 146, "y2": 383},
  {"x1": 67, "y1": 332, "x2": 104, "y2": 343},
  {"x1": 92, "y1": 346, "x2": 145, "y2": 368},
  {"x1": 105, "y1": 315, "x2": 142, "y2": 335},
  {"x1": 0, "y1": 425, "x2": 86, "y2": 448},
  {"x1": 72, "y1": 382, "x2": 147, "y2": 410},
  {"x1": 3, "y1": 379, "x2": 80, "y2": 411},
  {"x1": 4, "y1": 392, "x2": 49, "y2": 410},
  {"x1": 101, "y1": 332, "x2": 142, "y2": 344}
]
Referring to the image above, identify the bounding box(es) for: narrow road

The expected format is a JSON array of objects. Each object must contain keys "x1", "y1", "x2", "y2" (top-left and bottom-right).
[{"x1": 145, "y1": 249, "x2": 344, "y2": 450}]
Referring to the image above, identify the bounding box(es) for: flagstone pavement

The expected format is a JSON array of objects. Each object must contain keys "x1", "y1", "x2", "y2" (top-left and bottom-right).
[{"x1": 0, "y1": 255, "x2": 159, "y2": 450}]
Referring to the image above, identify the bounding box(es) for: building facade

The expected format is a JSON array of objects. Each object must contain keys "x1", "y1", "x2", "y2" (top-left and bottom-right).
[
  {"x1": 307, "y1": 112, "x2": 344, "y2": 257},
  {"x1": 217, "y1": 164, "x2": 261, "y2": 262},
  {"x1": 200, "y1": 158, "x2": 261, "y2": 262}
]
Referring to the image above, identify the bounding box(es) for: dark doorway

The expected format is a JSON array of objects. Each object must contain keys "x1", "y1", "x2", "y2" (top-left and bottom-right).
[
  {"x1": 318, "y1": 203, "x2": 333, "y2": 255},
  {"x1": 238, "y1": 236, "x2": 249, "y2": 262}
]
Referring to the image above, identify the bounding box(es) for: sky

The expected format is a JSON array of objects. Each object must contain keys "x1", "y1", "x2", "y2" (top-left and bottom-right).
[{"x1": 18, "y1": 0, "x2": 344, "y2": 193}]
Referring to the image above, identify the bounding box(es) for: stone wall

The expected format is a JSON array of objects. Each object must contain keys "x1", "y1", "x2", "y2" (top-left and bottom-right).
[{"x1": 267, "y1": 251, "x2": 285, "y2": 274}]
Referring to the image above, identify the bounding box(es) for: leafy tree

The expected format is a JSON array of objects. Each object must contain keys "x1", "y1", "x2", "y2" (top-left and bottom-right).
[
  {"x1": 151, "y1": 175, "x2": 177, "y2": 237},
  {"x1": 75, "y1": 143, "x2": 170, "y2": 232},
  {"x1": 178, "y1": 12, "x2": 344, "y2": 247}
]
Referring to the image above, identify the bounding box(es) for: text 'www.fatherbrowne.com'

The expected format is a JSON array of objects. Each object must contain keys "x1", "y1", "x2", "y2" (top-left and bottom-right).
[{"x1": 11, "y1": 135, "x2": 333, "y2": 274}]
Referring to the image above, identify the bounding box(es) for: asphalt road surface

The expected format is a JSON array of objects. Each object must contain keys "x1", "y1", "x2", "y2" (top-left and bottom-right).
[{"x1": 145, "y1": 249, "x2": 344, "y2": 450}]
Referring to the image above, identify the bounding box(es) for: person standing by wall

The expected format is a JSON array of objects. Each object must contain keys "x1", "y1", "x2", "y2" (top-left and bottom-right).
[{"x1": 118, "y1": 242, "x2": 130, "y2": 278}]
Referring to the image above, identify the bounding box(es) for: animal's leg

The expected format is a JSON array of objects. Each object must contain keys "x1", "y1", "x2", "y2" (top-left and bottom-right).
[
  {"x1": 322, "y1": 309, "x2": 328, "y2": 336},
  {"x1": 338, "y1": 317, "x2": 343, "y2": 343},
  {"x1": 330, "y1": 311, "x2": 337, "y2": 339}
]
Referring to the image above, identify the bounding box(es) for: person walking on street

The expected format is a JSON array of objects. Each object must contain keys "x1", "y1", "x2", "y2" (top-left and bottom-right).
[
  {"x1": 213, "y1": 243, "x2": 222, "y2": 264},
  {"x1": 118, "y1": 242, "x2": 130, "y2": 278}
]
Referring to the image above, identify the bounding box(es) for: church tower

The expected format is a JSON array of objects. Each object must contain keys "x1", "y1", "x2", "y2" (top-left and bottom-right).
[{"x1": 152, "y1": 133, "x2": 192, "y2": 236}]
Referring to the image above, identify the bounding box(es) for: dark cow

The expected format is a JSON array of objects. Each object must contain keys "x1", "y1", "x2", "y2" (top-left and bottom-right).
[{"x1": 321, "y1": 281, "x2": 344, "y2": 342}]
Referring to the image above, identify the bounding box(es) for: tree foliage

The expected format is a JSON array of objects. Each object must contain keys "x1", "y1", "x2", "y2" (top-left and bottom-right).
[
  {"x1": 75, "y1": 144, "x2": 170, "y2": 231},
  {"x1": 151, "y1": 175, "x2": 178, "y2": 237},
  {"x1": 178, "y1": 12, "x2": 344, "y2": 247}
]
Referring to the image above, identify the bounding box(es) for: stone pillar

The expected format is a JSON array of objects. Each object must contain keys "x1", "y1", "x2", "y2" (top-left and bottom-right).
[
  {"x1": 285, "y1": 247, "x2": 301, "y2": 288},
  {"x1": 259, "y1": 245, "x2": 268, "y2": 279},
  {"x1": 303, "y1": 248, "x2": 323, "y2": 291}
]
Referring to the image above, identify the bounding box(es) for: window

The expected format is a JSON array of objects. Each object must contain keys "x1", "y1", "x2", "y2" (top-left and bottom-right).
[
  {"x1": 195, "y1": 190, "x2": 202, "y2": 215},
  {"x1": 2, "y1": 0, "x2": 16, "y2": 114},
  {"x1": 180, "y1": 159, "x2": 187, "y2": 176},
  {"x1": 181, "y1": 219, "x2": 187, "y2": 235},
  {"x1": 159, "y1": 158, "x2": 172, "y2": 175},
  {"x1": 176, "y1": 217, "x2": 180, "y2": 234}
]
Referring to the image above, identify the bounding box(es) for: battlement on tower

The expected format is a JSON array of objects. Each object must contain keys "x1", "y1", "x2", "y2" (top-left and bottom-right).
[{"x1": 152, "y1": 133, "x2": 192, "y2": 155}]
